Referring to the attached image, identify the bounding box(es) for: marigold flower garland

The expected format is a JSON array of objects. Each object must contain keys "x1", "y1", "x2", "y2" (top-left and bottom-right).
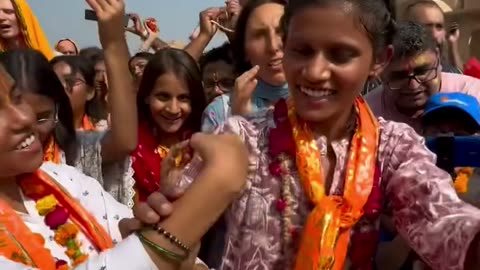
[
  {"x1": 20, "y1": 180, "x2": 88, "y2": 269},
  {"x1": 268, "y1": 99, "x2": 383, "y2": 268},
  {"x1": 454, "y1": 167, "x2": 473, "y2": 194}
]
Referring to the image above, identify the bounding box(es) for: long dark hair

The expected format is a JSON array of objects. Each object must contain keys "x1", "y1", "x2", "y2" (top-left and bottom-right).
[
  {"x1": 50, "y1": 55, "x2": 108, "y2": 122},
  {"x1": 0, "y1": 49, "x2": 77, "y2": 165},
  {"x1": 137, "y1": 48, "x2": 207, "y2": 133},
  {"x1": 232, "y1": 0, "x2": 286, "y2": 74}
]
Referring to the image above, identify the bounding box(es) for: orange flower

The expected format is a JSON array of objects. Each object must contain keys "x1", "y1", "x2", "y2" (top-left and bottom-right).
[
  {"x1": 454, "y1": 167, "x2": 473, "y2": 194},
  {"x1": 73, "y1": 254, "x2": 88, "y2": 266},
  {"x1": 62, "y1": 224, "x2": 79, "y2": 237},
  {"x1": 65, "y1": 248, "x2": 76, "y2": 258},
  {"x1": 56, "y1": 265, "x2": 69, "y2": 270}
]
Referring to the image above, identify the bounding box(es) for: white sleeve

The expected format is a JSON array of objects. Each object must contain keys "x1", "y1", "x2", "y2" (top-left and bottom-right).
[{"x1": 0, "y1": 236, "x2": 157, "y2": 270}]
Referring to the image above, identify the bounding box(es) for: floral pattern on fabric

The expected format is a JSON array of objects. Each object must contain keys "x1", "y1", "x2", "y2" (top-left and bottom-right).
[{"x1": 179, "y1": 112, "x2": 480, "y2": 270}]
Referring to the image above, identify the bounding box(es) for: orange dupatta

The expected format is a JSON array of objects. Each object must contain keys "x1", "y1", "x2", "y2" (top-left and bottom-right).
[
  {"x1": 43, "y1": 136, "x2": 60, "y2": 164},
  {"x1": 81, "y1": 115, "x2": 96, "y2": 131},
  {"x1": 43, "y1": 116, "x2": 95, "y2": 163},
  {"x1": 0, "y1": 170, "x2": 114, "y2": 268},
  {"x1": 0, "y1": 0, "x2": 54, "y2": 60},
  {"x1": 290, "y1": 97, "x2": 379, "y2": 270}
]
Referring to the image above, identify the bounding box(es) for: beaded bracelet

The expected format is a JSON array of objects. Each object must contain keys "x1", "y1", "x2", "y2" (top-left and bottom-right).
[
  {"x1": 152, "y1": 224, "x2": 191, "y2": 254},
  {"x1": 136, "y1": 231, "x2": 188, "y2": 262}
]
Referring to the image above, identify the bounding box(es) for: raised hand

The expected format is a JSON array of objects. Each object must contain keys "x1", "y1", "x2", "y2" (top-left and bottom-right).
[
  {"x1": 125, "y1": 13, "x2": 146, "y2": 38},
  {"x1": 231, "y1": 65, "x2": 259, "y2": 116},
  {"x1": 199, "y1": 7, "x2": 223, "y2": 38},
  {"x1": 85, "y1": 0, "x2": 126, "y2": 46}
]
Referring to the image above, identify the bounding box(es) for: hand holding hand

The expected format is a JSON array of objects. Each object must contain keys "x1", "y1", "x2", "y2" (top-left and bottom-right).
[{"x1": 119, "y1": 192, "x2": 174, "y2": 238}]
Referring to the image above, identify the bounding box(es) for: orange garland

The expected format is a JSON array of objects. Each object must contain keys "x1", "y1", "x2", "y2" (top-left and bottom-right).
[
  {"x1": 0, "y1": 170, "x2": 116, "y2": 269},
  {"x1": 290, "y1": 98, "x2": 380, "y2": 270},
  {"x1": 454, "y1": 167, "x2": 474, "y2": 194}
]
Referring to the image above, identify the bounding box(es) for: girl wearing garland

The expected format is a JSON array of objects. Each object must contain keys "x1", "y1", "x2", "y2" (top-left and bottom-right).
[
  {"x1": 0, "y1": 56, "x2": 250, "y2": 269},
  {"x1": 168, "y1": 0, "x2": 480, "y2": 269},
  {"x1": 0, "y1": 0, "x2": 137, "y2": 206},
  {"x1": 0, "y1": 0, "x2": 54, "y2": 59}
]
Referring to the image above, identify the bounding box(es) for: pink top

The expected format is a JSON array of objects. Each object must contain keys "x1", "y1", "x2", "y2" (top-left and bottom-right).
[
  {"x1": 179, "y1": 111, "x2": 480, "y2": 270},
  {"x1": 365, "y1": 72, "x2": 480, "y2": 132}
]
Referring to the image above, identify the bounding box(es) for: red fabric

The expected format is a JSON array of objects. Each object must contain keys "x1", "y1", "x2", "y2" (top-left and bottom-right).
[
  {"x1": 464, "y1": 57, "x2": 480, "y2": 79},
  {"x1": 130, "y1": 121, "x2": 163, "y2": 202}
]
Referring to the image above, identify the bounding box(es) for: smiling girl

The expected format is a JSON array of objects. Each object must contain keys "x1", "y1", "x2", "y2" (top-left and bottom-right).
[
  {"x1": 168, "y1": 0, "x2": 480, "y2": 269},
  {"x1": 130, "y1": 48, "x2": 207, "y2": 203}
]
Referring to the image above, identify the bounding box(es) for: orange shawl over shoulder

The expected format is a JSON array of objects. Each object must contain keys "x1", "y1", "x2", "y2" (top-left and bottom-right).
[
  {"x1": 0, "y1": 170, "x2": 113, "y2": 269},
  {"x1": 0, "y1": 0, "x2": 54, "y2": 60}
]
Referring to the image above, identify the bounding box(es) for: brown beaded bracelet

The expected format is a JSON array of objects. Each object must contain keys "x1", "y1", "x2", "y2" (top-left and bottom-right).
[{"x1": 152, "y1": 224, "x2": 191, "y2": 254}]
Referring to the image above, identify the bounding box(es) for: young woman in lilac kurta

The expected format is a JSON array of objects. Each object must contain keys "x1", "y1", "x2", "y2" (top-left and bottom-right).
[{"x1": 177, "y1": 111, "x2": 480, "y2": 270}]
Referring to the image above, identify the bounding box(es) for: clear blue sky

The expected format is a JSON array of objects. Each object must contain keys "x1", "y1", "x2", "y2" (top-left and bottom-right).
[{"x1": 29, "y1": 0, "x2": 227, "y2": 51}]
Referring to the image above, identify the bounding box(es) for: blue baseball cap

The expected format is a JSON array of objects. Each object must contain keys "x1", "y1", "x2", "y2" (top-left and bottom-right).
[{"x1": 424, "y1": 92, "x2": 480, "y2": 127}]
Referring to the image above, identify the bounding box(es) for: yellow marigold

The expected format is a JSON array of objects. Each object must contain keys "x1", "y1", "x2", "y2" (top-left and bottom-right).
[{"x1": 35, "y1": 194, "x2": 57, "y2": 216}]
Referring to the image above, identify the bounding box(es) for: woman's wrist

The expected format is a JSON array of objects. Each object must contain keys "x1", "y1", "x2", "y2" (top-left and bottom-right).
[{"x1": 138, "y1": 229, "x2": 188, "y2": 267}]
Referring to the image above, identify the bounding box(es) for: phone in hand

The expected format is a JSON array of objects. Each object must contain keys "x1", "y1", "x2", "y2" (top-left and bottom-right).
[{"x1": 84, "y1": 9, "x2": 130, "y2": 26}]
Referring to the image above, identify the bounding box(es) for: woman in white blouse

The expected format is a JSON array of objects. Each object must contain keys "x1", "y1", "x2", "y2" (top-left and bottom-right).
[
  {"x1": 0, "y1": 1, "x2": 249, "y2": 269},
  {"x1": 0, "y1": 58, "x2": 248, "y2": 269}
]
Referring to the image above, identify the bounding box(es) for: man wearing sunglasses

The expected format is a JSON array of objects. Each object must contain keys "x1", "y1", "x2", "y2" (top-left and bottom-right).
[{"x1": 365, "y1": 21, "x2": 480, "y2": 132}]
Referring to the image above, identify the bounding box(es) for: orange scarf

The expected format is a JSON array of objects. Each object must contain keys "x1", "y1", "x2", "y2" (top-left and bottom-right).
[
  {"x1": 81, "y1": 115, "x2": 96, "y2": 131},
  {"x1": 291, "y1": 98, "x2": 379, "y2": 270},
  {"x1": 43, "y1": 136, "x2": 61, "y2": 164},
  {"x1": 0, "y1": 170, "x2": 113, "y2": 269},
  {"x1": 0, "y1": 0, "x2": 54, "y2": 60},
  {"x1": 43, "y1": 116, "x2": 95, "y2": 163}
]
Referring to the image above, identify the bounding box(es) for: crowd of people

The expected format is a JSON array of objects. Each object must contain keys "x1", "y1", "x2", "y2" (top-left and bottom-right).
[{"x1": 0, "y1": 0, "x2": 479, "y2": 269}]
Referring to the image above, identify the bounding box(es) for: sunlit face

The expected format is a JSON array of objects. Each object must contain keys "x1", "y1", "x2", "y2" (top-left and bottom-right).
[
  {"x1": 0, "y1": 0, "x2": 19, "y2": 40},
  {"x1": 408, "y1": 5, "x2": 446, "y2": 46},
  {"x1": 130, "y1": 57, "x2": 149, "y2": 83},
  {"x1": 0, "y1": 70, "x2": 43, "y2": 177},
  {"x1": 283, "y1": 5, "x2": 385, "y2": 123},
  {"x1": 56, "y1": 40, "x2": 77, "y2": 55},
  {"x1": 53, "y1": 61, "x2": 94, "y2": 120},
  {"x1": 244, "y1": 3, "x2": 285, "y2": 86},
  {"x1": 202, "y1": 60, "x2": 235, "y2": 101},
  {"x1": 146, "y1": 72, "x2": 192, "y2": 134},
  {"x1": 383, "y1": 50, "x2": 441, "y2": 115}
]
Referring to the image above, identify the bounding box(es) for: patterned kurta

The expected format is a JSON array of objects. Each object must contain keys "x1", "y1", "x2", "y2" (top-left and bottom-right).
[{"x1": 180, "y1": 110, "x2": 480, "y2": 270}]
